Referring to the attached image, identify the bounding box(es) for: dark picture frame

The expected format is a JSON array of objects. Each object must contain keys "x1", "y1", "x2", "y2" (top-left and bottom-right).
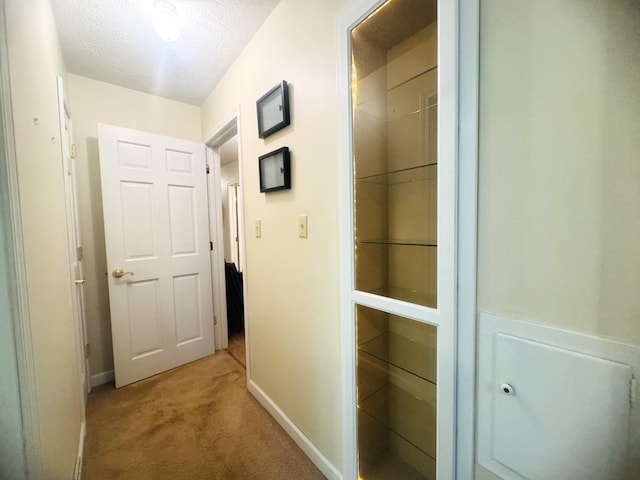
[
  {"x1": 259, "y1": 147, "x2": 291, "y2": 193},
  {"x1": 256, "y1": 81, "x2": 290, "y2": 139}
]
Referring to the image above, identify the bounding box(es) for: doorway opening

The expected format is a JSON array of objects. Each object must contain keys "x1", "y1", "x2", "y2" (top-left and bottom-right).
[
  {"x1": 206, "y1": 112, "x2": 247, "y2": 370},
  {"x1": 219, "y1": 135, "x2": 245, "y2": 367}
]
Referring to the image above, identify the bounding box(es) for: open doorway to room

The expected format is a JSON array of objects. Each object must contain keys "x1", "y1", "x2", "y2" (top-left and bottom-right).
[
  {"x1": 219, "y1": 134, "x2": 245, "y2": 367},
  {"x1": 206, "y1": 113, "x2": 246, "y2": 369}
]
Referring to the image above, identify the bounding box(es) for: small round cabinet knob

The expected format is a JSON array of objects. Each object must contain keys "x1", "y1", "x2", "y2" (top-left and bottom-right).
[{"x1": 500, "y1": 383, "x2": 515, "y2": 395}]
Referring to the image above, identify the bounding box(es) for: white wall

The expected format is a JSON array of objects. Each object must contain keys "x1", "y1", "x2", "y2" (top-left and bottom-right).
[
  {"x1": 201, "y1": 0, "x2": 348, "y2": 469},
  {"x1": 478, "y1": 0, "x2": 640, "y2": 344},
  {"x1": 477, "y1": 0, "x2": 640, "y2": 477},
  {"x1": 8, "y1": 0, "x2": 634, "y2": 478},
  {"x1": 5, "y1": 0, "x2": 83, "y2": 477},
  {"x1": 66, "y1": 74, "x2": 202, "y2": 378},
  {"x1": 478, "y1": 0, "x2": 640, "y2": 345},
  {"x1": 0, "y1": 148, "x2": 27, "y2": 480}
]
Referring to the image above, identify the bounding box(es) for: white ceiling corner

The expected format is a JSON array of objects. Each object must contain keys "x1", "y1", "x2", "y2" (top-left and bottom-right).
[{"x1": 51, "y1": 0, "x2": 280, "y2": 106}]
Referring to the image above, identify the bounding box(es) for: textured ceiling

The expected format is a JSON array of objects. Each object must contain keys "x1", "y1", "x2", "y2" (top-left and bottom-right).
[{"x1": 51, "y1": 0, "x2": 280, "y2": 105}]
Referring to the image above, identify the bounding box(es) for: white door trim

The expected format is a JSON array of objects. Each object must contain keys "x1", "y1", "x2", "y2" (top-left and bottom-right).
[
  {"x1": 204, "y1": 107, "x2": 250, "y2": 373},
  {"x1": 57, "y1": 76, "x2": 88, "y2": 478},
  {"x1": 205, "y1": 145, "x2": 229, "y2": 350},
  {"x1": 227, "y1": 183, "x2": 241, "y2": 271},
  {"x1": 0, "y1": 6, "x2": 41, "y2": 476},
  {"x1": 56, "y1": 76, "x2": 90, "y2": 406},
  {"x1": 336, "y1": 4, "x2": 358, "y2": 476},
  {"x1": 457, "y1": 0, "x2": 480, "y2": 477}
]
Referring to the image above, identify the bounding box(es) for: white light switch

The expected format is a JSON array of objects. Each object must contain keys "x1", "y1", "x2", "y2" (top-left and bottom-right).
[
  {"x1": 298, "y1": 215, "x2": 308, "y2": 238},
  {"x1": 255, "y1": 220, "x2": 261, "y2": 238}
]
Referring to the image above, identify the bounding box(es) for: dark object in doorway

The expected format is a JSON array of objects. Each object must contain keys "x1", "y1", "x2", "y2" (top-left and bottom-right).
[{"x1": 225, "y1": 261, "x2": 244, "y2": 334}]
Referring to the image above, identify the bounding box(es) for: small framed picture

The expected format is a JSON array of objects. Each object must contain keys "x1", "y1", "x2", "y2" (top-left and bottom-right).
[
  {"x1": 256, "y1": 81, "x2": 290, "y2": 139},
  {"x1": 259, "y1": 147, "x2": 291, "y2": 193}
]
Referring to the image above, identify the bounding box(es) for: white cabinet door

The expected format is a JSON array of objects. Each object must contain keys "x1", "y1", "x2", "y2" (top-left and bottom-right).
[
  {"x1": 98, "y1": 124, "x2": 214, "y2": 387},
  {"x1": 478, "y1": 313, "x2": 639, "y2": 480}
]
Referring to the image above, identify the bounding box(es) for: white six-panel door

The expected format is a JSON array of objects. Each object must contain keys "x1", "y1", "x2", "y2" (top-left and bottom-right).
[{"x1": 98, "y1": 124, "x2": 214, "y2": 388}]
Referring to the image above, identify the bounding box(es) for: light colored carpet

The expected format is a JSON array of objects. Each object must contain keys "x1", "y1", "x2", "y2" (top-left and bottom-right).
[{"x1": 82, "y1": 351, "x2": 325, "y2": 479}]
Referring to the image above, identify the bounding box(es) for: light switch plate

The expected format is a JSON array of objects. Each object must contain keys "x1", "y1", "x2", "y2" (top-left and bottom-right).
[
  {"x1": 255, "y1": 220, "x2": 261, "y2": 238},
  {"x1": 298, "y1": 215, "x2": 308, "y2": 238}
]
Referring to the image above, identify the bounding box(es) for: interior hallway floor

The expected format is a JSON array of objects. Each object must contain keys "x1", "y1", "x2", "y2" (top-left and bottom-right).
[{"x1": 82, "y1": 348, "x2": 325, "y2": 479}]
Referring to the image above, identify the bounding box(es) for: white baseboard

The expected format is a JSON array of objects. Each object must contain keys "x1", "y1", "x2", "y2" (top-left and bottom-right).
[
  {"x1": 90, "y1": 370, "x2": 114, "y2": 388},
  {"x1": 73, "y1": 421, "x2": 85, "y2": 480},
  {"x1": 247, "y1": 379, "x2": 342, "y2": 480}
]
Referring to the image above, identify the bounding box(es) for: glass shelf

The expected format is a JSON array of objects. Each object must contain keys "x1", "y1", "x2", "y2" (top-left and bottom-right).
[
  {"x1": 355, "y1": 162, "x2": 437, "y2": 182},
  {"x1": 356, "y1": 239, "x2": 437, "y2": 247},
  {"x1": 358, "y1": 286, "x2": 436, "y2": 309},
  {"x1": 357, "y1": 408, "x2": 436, "y2": 480},
  {"x1": 356, "y1": 306, "x2": 438, "y2": 479},
  {"x1": 359, "y1": 332, "x2": 436, "y2": 384},
  {"x1": 387, "y1": 64, "x2": 438, "y2": 93},
  {"x1": 355, "y1": 236, "x2": 437, "y2": 308},
  {"x1": 358, "y1": 450, "x2": 432, "y2": 480},
  {"x1": 358, "y1": 380, "x2": 436, "y2": 459},
  {"x1": 354, "y1": 164, "x2": 437, "y2": 269},
  {"x1": 352, "y1": 2, "x2": 439, "y2": 478}
]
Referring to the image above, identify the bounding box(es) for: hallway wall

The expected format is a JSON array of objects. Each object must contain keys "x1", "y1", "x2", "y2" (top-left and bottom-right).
[
  {"x1": 201, "y1": 0, "x2": 348, "y2": 470},
  {"x1": 6, "y1": 0, "x2": 637, "y2": 478},
  {"x1": 478, "y1": 0, "x2": 640, "y2": 345},
  {"x1": 203, "y1": 0, "x2": 639, "y2": 475},
  {"x1": 66, "y1": 74, "x2": 202, "y2": 380},
  {"x1": 4, "y1": 0, "x2": 83, "y2": 477},
  {"x1": 477, "y1": 0, "x2": 640, "y2": 478}
]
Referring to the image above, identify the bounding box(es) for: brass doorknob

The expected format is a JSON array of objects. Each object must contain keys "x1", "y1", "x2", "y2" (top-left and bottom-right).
[{"x1": 112, "y1": 269, "x2": 134, "y2": 278}]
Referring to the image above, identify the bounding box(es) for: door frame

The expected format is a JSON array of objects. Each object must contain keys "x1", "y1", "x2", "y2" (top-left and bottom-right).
[
  {"x1": 204, "y1": 108, "x2": 249, "y2": 370},
  {"x1": 336, "y1": 0, "x2": 479, "y2": 478},
  {"x1": 227, "y1": 182, "x2": 241, "y2": 271},
  {"x1": 57, "y1": 76, "x2": 90, "y2": 404},
  {"x1": 456, "y1": 0, "x2": 480, "y2": 477}
]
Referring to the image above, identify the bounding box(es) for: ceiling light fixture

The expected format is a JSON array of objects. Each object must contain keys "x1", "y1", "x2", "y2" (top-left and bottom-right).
[{"x1": 153, "y1": 0, "x2": 181, "y2": 42}]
